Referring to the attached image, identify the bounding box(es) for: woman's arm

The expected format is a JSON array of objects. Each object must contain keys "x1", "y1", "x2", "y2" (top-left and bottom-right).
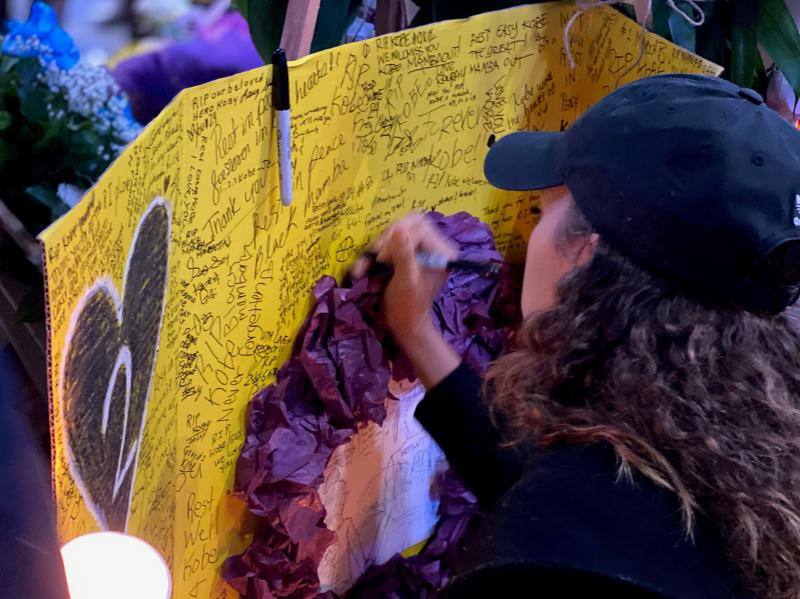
[
  {"x1": 399, "y1": 318, "x2": 524, "y2": 508},
  {"x1": 367, "y1": 213, "x2": 524, "y2": 507},
  {"x1": 415, "y1": 360, "x2": 524, "y2": 508},
  {"x1": 393, "y1": 320, "x2": 461, "y2": 389}
]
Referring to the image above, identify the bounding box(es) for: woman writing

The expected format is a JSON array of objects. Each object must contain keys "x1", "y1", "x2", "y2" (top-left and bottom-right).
[{"x1": 367, "y1": 74, "x2": 800, "y2": 597}]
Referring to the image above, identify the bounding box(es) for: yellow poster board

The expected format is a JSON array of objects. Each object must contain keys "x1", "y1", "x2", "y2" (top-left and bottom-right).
[{"x1": 40, "y1": 3, "x2": 720, "y2": 597}]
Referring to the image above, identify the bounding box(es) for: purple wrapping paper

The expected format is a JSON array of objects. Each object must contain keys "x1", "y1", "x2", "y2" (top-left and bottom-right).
[
  {"x1": 112, "y1": 12, "x2": 263, "y2": 123},
  {"x1": 224, "y1": 212, "x2": 518, "y2": 598}
]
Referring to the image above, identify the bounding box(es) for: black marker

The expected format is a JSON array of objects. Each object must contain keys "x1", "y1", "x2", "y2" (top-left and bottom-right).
[
  {"x1": 361, "y1": 251, "x2": 502, "y2": 277},
  {"x1": 272, "y1": 49, "x2": 293, "y2": 206}
]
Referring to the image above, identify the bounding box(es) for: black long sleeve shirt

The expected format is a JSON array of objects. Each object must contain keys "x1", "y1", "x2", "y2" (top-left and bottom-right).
[{"x1": 416, "y1": 362, "x2": 750, "y2": 598}]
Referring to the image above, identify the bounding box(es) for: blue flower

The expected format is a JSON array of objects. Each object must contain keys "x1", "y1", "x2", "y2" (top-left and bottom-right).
[
  {"x1": 3, "y1": 2, "x2": 79, "y2": 70},
  {"x1": 123, "y1": 102, "x2": 134, "y2": 122}
]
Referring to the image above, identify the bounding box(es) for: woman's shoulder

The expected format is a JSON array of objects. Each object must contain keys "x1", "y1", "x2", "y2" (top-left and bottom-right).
[{"x1": 447, "y1": 443, "x2": 750, "y2": 599}]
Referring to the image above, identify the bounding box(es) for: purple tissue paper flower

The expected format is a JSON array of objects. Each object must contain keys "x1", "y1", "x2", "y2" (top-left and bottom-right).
[{"x1": 224, "y1": 212, "x2": 519, "y2": 598}]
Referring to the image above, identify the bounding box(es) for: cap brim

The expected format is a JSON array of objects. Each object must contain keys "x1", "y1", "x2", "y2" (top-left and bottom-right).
[{"x1": 484, "y1": 131, "x2": 564, "y2": 191}]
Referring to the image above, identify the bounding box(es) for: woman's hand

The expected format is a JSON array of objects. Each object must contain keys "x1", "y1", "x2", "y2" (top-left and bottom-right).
[
  {"x1": 367, "y1": 213, "x2": 456, "y2": 347},
  {"x1": 355, "y1": 213, "x2": 462, "y2": 388}
]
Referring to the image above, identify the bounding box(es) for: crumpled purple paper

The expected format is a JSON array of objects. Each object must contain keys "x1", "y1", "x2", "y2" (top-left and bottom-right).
[{"x1": 224, "y1": 212, "x2": 518, "y2": 598}]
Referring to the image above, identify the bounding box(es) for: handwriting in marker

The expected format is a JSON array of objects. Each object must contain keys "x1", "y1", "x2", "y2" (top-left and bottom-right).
[{"x1": 40, "y1": 5, "x2": 722, "y2": 596}]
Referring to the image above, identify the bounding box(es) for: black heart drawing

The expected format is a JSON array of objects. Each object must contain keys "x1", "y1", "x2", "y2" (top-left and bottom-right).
[{"x1": 60, "y1": 198, "x2": 171, "y2": 531}]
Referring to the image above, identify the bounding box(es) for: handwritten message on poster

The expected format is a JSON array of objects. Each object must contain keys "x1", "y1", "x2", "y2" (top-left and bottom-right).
[
  {"x1": 317, "y1": 385, "x2": 447, "y2": 593},
  {"x1": 40, "y1": 2, "x2": 720, "y2": 597}
]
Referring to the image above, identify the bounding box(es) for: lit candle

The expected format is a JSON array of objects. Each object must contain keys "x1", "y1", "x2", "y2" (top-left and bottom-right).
[{"x1": 61, "y1": 532, "x2": 171, "y2": 599}]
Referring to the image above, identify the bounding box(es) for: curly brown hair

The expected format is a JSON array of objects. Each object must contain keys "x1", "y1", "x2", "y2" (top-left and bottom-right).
[{"x1": 487, "y1": 203, "x2": 800, "y2": 599}]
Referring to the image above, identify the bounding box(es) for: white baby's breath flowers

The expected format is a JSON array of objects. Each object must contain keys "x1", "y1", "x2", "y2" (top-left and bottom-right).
[
  {"x1": 35, "y1": 53, "x2": 141, "y2": 155},
  {"x1": 0, "y1": 28, "x2": 140, "y2": 173},
  {"x1": 3, "y1": 34, "x2": 53, "y2": 63}
]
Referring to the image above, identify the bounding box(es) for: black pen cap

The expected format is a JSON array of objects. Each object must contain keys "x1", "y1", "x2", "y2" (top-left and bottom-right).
[{"x1": 271, "y1": 49, "x2": 290, "y2": 111}]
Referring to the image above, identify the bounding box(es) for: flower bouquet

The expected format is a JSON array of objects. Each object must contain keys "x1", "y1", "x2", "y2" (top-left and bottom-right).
[
  {"x1": 0, "y1": 1, "x2": 140, "y2": 369},
  {"x1": 0, "y1": 1, "x2": 140, "y2": 236}
]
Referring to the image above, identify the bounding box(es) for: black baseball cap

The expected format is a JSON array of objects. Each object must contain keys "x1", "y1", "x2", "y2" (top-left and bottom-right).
[{"x1": 485, "y1": 74, "x2": 800, "y2": 314}]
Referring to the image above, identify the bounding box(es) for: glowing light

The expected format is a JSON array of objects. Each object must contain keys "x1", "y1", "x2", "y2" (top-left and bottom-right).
[{"x1": 61, "y1": 532, "x2": 170, "y2": 599}]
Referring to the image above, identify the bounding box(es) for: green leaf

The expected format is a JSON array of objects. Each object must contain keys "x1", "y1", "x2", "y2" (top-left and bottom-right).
[
  {"x1": 732, "y1": 0, "x2": 760, "y2": 29},
  {"x1": 0, "y1": 71, "x2": 16, "y2": 93},
  {"x1": 668, "y1": 1, "x2": 697, "y2": 52},
  {"x1": 652, "y1": 0, "x2": 673, "y2": 40},
  {"x1": 0, "y1": 112, "x2": 11, "y2": 131},
  {"x1": 231, "y1": 0, "x2": 248, "y2": 19},
  {"x1": 0, "y1": 56, "x2": 20, "y2": 73},
  {"x1": 14, "y1": 57, "x2": 41, "y2": 83},
  {"x1": 752, "y1": 48, "x2": 771, "y2": 95},
  {"x1": 25, "y1": 185, "x2": 68, "y2": 218},
  {"x1": 694, "y1": 0, "x2": 726, "y2": 68},
  {"x1": 241, "y1": 0, "x2": 288, "y2": 64},
  {"x1": 731, "y1": 24, "x2": 758, "y2": 88},
  {"x1": 239, "y1": 0, "x2": 359, "y2": 60},
  {"x1": 32, "y1": 119, "x2": 66, "y2": 152},
  {"x1": 17, "y1": 83, "x2": 49, "y2": 123},
  {"x1": 311, "y1": 0, "x2": 360, "y2": 53},
  {"x1": 0, "y1": 137, "x2": 18, "y2": 167},
  {"x1": 758, "y1": 0, "x2": 800, "y2": 98},
  {"x1": 616, "y1": 3, "x2": 636, "y2": 21}
]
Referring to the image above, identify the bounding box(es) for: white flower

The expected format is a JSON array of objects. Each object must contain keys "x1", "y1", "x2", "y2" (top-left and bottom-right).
[
  {"x1": 37, "y1": 57, "x2": 142, "y2": 153},
  {"x1": 56, "y1": 182, "x2": 85, "y2": 208},
  {"x1": 4, "y1": 34, "x2": 53, "y2": 60}
]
